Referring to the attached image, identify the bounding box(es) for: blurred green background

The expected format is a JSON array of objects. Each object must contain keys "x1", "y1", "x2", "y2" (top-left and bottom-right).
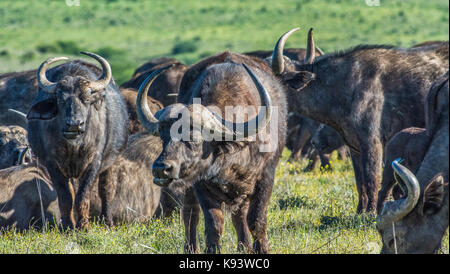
[
  {"x1": 0, "y1": 0, "x2": 448, "y2": 84},
  {"x1": 0, "y1": 0, "x2": 448, "y2": 254}
]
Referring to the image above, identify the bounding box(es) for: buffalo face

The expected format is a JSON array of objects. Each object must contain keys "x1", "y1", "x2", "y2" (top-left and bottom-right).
[
  {"x1": 152, "y1": 119, "x2": 206, "y2": 187},
  {"x1": 136, "y1": 63, "x2": 273, "y2": 188},
  {"x1": 27, "y1": 52, "x2": 111, "y2": 142}
]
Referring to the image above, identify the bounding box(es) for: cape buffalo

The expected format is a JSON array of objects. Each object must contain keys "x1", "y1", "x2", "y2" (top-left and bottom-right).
[
  {"x1": 27, "y1": 52, "x2": 129, "y2": 229},
  {"x1": 270, "y1": 27, "x2": 449, "y2": 213},
  {"x1": 78, "y1": 132, "x2": 163, "y2": 225},
  {"x1": 120, "y1": 57, "x2": 187, "y2": 106},
  {"x1": 0, "y1": 162, "x2": 60, "y2": 231},
  {"x1": 136, "y1": 52, "x2": 287, "y2": 254},
  {"x1": 377, "y1": 72, "x2": 448, "y2": 253}
]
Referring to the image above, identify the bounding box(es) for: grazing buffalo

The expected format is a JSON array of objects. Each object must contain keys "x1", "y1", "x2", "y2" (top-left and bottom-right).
[
  {"x1": 137, "y1": 52, "x2": 287, "y2": 254},
  {"x1": 377, "y1": 161, "x2": 448, "y2": 253},
  {"x1": 120, "y1": 57, "x2": 187, "y2": 106},
  {"x1": 270, "y1": 27, "x2": 449, "y2": 213},
  {"x1": 27, "y1": 52, "x2": 129, "y2": 229},
  {"x1": 0, "y1": 162, "x2": 60, "y2": 231},
  {"x1": 377, "y1": 72, "x2": 448, "y2": 253}
]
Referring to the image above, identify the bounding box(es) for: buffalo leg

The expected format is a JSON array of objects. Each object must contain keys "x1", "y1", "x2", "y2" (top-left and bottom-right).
[
  {"x1": 74, "y1": 159, "x2": 102, "y2": 229},
  {"x1": 319, "y1": 152, "x2": 332, "y2": 171},
  {"x1": 337, "y1": 146, "x2": 348, "y2": 161},
  {"x1": 231, "y1": 199, "x2": 252, "y2": 253},
  {"x1": 48, "y1": 166, "x2": 75, "y2": 230},
  {"x1": 350, "y1": 150, "x2": 367, "y2": 214},
  {"x1": 98, "y1": 168, "x2": 116, "y2": 226},
  {"x1": 303, "y1": 149, "x2": 320, "y2": 172},
  {"x1": 359, "y1": 139, "x2": 383, "y2": 213},
  {"x1": 247, "y1": 164, "x2": 275, "y2": 254},
  {"x1": 194, "y1": 182, "x2": 224, "y2": 254},
  {"x1": 182, "y1": 186, "x2": 201, "y2": 254},
  {"x1": 288, "y1": 129, "x2": 311, "y2": 162}
]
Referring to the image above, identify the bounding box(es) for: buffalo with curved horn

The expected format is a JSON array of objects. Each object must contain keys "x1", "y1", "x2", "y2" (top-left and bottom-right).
[
  {"x1": 137, "y1": 52, "x2": 287, "y2": 254},
  {"x1": 27, "y1": 52, "x2": 128, "y2": 229},
  {"x1": 270, "y1": 27, "x2": 448, "y2": 213},
  {"x1": 377, "y1": 72, "x2": 449, "y2": 254}
]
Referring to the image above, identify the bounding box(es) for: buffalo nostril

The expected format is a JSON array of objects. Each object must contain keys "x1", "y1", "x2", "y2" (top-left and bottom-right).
[{"x1": 164, "y1": 164, "x2": 173, "y2": 175}]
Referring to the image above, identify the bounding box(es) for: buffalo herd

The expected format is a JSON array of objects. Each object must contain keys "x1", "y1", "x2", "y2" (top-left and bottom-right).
[{"x1": 0, "y1": 27, "x2": 448, "y2": 254}]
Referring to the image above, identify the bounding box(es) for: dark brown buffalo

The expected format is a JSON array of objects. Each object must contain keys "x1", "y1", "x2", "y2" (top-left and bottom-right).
[
  {"x1": 78, "y1": 132, "x2": 164, "y2": 224},
  {"x1": 0, "y1": 162, "x2": 60, "y2": 231},
  {"x1": 120, "y1": 57, "x2": 187, "y2": 106},
  {"x1": 376, "y1": 72, "x2": 449, "y2": 254},
  {"x1": 27, "y1": 52, "x2": 129, "y2": 229},
  {"x1": 137, "y1": 52, "x2": 287, "y2": 254},
  {"x1": 270, "y1": 27, "x2": 449, "y2": 213}
]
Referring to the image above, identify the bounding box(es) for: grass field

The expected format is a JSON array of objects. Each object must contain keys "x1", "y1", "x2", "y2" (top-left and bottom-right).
[
  {"x1": 0, "y1": 0, "x2": 448, "y2": 84},
  {"x1": 0, "y1": 0, "x2": 448, "y2": 254},
  {"x1": 0, "y1": 151, "x2": 448, "y2": 254}
]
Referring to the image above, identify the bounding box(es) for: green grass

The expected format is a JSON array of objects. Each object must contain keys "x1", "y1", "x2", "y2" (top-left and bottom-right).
[
  {"x1": 1, "y1": 150, "x2": 448, "y2": 254},
  {"x1": 0, "y1": 0, "x2": 448, "y2": 84},
  {"x1": 0, "y1": 0, "x2": 448, "y2": 254}
]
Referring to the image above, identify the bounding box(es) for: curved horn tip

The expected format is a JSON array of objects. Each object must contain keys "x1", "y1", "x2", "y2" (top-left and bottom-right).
[
  {"x1": 378, "y1": 159, "x2": 421, "y2": 226},
  {"x1": 271, "y1": 27, "x2": 301, "y2": 75},
  {"x1": 37, "y1": 56, "x2": 69, "y2": 91},
  {"x1": 136, "y1": 64, "x2": 174, "y2": 135}
]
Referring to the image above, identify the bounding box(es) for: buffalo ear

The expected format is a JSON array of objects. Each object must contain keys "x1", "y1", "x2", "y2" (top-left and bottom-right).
[
  {"x1": 421, "y1": 173, "x2": 447, "y2": 215},
  {"x1": 282, "y1": 71, "x2": 316, "y2": 90},
  {"x1": 27, "y1": 99, "x2": 58, "y2": 120}
]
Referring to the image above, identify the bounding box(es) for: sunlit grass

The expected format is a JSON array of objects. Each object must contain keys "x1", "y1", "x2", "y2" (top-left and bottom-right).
[{"x1": 1, "y1": 150, "x2": 447, "y2": 254}]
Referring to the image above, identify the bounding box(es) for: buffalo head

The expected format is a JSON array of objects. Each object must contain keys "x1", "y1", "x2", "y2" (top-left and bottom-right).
[
  {"x1": 136, "y1": 63, "x2": 273, "y2": 187},
  {"x1": 27, "y1": 52, "x2": 112, "y2": 141}
]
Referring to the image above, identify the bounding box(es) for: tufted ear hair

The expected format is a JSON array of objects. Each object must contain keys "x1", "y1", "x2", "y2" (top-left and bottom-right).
[
  {"x1": 27, "y1": 98, "x2": 58, "y2": 120},
  {"x1": 421, "y1": 173, "x2": 447, "y2": 216},
  {"x1": 282, "y1": 70, "x2": 316, "y2": 91}
]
